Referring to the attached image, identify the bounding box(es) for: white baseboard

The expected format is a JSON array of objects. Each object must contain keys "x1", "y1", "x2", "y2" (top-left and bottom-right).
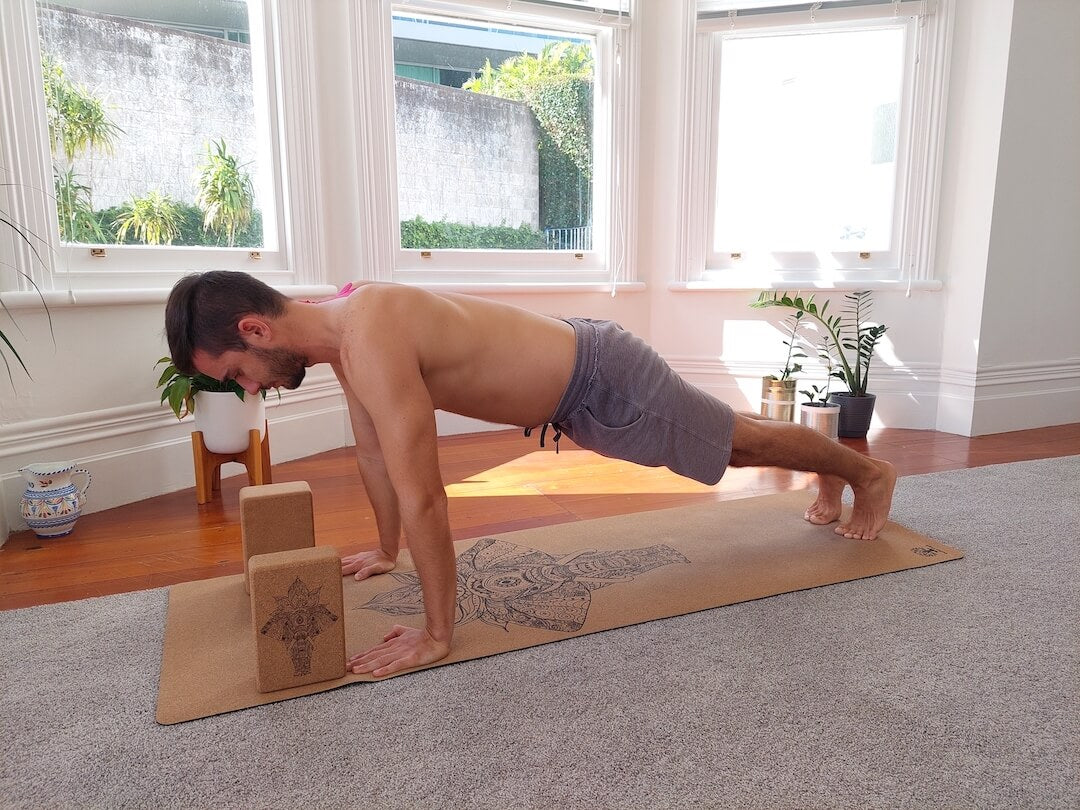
[
  {"x1": 670, "y1": 356, "x2": 1080, "y2": 438},
  {"x1": 0, "y1": 379, "x2": 350, "y2": 543},
  {"x1": 667, "y1": 356, "x2": 943, "y2": 430},
  {"x1": 3, "y1": 357, "x2": 1073, "y2": 543},
  {"x1": 0, "y1": 379, "x2": 511, "y2": 544},
  {"x1": 970, "y1": 360, "x2": 1080, "y2": 435}
]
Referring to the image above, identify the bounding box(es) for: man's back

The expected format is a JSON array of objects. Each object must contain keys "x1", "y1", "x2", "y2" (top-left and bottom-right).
[{"x1": 339, "y1": 283, "x2": 577, "y2": 428}]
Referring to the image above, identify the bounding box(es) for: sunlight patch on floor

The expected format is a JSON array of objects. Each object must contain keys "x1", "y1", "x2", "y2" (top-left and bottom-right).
[{"x1": 444, "y1": 450, "x2": 816, "y2": 498}]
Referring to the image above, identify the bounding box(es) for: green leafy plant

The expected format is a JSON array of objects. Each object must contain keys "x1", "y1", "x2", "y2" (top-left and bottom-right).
[
  {"x1": 1, "y1": 167, "x2": 55, "y2": 386},
  {"x1": 800, "y1": 339, "x2": 837, "y2": 405},
  {"x1": 752, "y1": 290, "x2": 888, "y2": 397},
  {"x1": 770, "y1": 310, "x2": 807, "y2": 382},
  {"x1": 195, "y1": 138, "x2": 254, "y2": 247},
  {"x1": 114, "y1": 191, "x2": 183, "y2": 245},
  {"x1": 155, "y1": 357, "x2": 254, "y2": 420}
]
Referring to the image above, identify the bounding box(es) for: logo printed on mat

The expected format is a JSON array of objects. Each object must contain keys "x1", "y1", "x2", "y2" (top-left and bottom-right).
[
  {"x1": 359, "y1": 538, "x2": 690, "y2": 633},
  {"x1": 911, "y1": 545, "x2": 942, "y2": 557}
]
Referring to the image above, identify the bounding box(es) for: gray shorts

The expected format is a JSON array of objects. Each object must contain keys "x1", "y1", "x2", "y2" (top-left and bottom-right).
[{"x1": 533, "y1": 318, "x2": 735, "y2": 485}]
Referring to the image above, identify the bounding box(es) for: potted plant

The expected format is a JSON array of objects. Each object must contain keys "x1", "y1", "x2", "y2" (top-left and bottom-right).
[
  {"x1": 752, "y1": 290, "x2": 887, "y2": 438},
  {"x1": 156, "y1": 357, "x2": 266, "y2": 454},
  {"x1": 759, "y1": 310, "x2": 807, "y2": 422},
  {"x1": 798, "y1": 340, "x2": 841, "y2": 440}
]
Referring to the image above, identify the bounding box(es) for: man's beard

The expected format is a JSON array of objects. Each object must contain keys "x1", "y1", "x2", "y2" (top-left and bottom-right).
[{"x1": 253, "y1": 347, "x2": 307, "y2": 390}]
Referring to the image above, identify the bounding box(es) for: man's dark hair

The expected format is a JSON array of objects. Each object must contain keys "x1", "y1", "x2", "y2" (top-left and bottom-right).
[{"x1": 165, "y1": 271, "x2": 288, "y2": 375}]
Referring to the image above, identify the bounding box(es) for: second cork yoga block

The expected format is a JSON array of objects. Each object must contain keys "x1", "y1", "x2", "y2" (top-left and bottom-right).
[
  {"x1": 249, "y1": 546, "x2": 346, "y2": 693},
  {"x1": 240, "y1": 481, "x2": 315, "y2": 592}
]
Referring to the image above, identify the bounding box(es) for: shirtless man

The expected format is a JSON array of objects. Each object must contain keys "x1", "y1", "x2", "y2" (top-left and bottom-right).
[{"x1": 166, "y1": 271, "x2": 896, "y2": 678}]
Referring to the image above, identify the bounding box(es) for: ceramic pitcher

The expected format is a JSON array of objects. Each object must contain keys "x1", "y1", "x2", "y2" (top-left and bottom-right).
[{"x1": 19, "y1": 462, "x2": 92, "y2": 538}]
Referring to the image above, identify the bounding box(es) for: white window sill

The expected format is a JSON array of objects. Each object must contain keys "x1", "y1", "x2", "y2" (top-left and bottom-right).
[
  {"x1": 0, "y1": 284, "x2": 339, "y2": 310},
  {"x1": 669, "y1": 278, "x2": 943, "y2": 293}
]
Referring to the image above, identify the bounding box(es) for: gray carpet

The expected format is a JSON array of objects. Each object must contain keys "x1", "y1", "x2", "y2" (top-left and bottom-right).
[{"x1": 1, "y1": 456, "x2": 1077, "y2": 809}]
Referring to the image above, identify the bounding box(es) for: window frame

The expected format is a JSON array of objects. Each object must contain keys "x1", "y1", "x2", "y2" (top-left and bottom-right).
[
  {"x1": 677, "y1": 0, "x2": 952, "y2": 290},
  {"x1": 0, "y1": 0, "x2": 321, "y2": 294},
  {"x1": 352, "y1": 0, "x2": 637, "y2": 288}
]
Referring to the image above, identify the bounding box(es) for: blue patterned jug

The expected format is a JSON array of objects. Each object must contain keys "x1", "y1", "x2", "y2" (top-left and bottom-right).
[{"x1": 19, "y1": 462, "x2": 92, "y2": 538}]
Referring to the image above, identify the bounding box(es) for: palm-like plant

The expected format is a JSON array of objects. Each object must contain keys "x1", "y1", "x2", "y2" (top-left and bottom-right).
[
  {"x1": 41, "y1": 53, "x2": 121, "y2": 244},
  {"x1": 195, "y1": 138, "x2": 254, "y2": 247},
  {"x1": 54, "y1": 167, "x2": 106, "y2": 243},
  {"x1": 42, "y1": 54, "x2": 122, "y2": 162},
  {"x1": 114, "y1": 191, "x2": 183, "y2": 245},
  {"x1": 1, "y1": 194, "x2": 53, "y2": 385}
]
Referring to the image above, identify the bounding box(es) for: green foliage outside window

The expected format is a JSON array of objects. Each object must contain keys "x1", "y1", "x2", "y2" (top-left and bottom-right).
[
  {"x1": 464, "y1": 41, "x2": 593, "y2": 232},
  {"x1": 400, "y1": 216, "x2": 546, "y2": 250},
  {"x1": 113, "y1": 191, "x2": 184, "y2": 245},
  {"x1": 195, "y1": 138, "x2": 255, "y2": 247},
  {"x1": 41, "y1": 53, "x2": 122, "y2": 163},
  {"x1": 53, "y1": 166, "x2": 106, "y2": 243},
  {"x1": 39, "y1": 55, "x2": 260, "y2": 248},
  {"x1": 96, "y1": 203, "x2": 263, "y2": 247}
]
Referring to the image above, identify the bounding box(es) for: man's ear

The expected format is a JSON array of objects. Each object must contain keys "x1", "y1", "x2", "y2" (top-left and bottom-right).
[{"x1": 237, "y1": 315, "x2": 273, "y2": 346}]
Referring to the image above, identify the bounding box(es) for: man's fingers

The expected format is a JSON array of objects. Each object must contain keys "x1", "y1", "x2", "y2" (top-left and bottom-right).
[
  {"x1": 351, "y1": 647, "x2": 413, "y2": 676},
  {"x1": 372, "y1": 656, "x2": 415, "y2": 678}
]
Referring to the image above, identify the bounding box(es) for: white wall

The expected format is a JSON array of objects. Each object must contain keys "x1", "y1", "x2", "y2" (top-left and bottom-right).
[
  {"x1": 973, "y1": 0, "x2": 1080, "y2": 433},
  {"x1": 933, "y1": 0, "x2": 1015, "y2": 435},
  {"x1": 2, "y1": 0, "x2": 1079, "y2": 539}
]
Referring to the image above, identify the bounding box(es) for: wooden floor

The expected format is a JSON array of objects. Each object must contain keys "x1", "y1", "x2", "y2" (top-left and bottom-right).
[{"x1": 2, "y1": 423, "x2": 1078, "y2": 611}]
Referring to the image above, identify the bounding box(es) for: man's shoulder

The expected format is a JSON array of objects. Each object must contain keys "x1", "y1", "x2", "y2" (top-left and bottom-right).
[{"x1": 348, "y1": 281, "x2": 439, "y2": 311}]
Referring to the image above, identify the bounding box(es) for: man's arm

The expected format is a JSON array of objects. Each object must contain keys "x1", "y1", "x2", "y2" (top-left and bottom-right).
[
  {"x1": 338, "y1": 325, "x2": 457, "y2": 677},
  {"x1": 333, "y1": 364, "x2": 401, "y2": 580}
]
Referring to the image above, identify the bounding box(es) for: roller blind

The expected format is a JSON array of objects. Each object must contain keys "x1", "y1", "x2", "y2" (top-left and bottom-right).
[
  {"x1": 699, "y1": 0, "x2": 934, "y2": 29},
  {"x1": 400, "y1": 0, "x2": 631, "y2": 27}
]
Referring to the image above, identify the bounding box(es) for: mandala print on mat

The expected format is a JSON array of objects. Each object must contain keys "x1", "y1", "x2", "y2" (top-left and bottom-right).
[
  {"x1": 260, "y1": 577, "x2": 339, "y2": 676},
  {"x1": 360, "y1": 538, "x2": 690, "y2": 633}
]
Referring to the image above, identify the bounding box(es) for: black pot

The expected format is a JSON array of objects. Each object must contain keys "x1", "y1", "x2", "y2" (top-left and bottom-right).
[{"x1": 828, "y1": 392, "x2": 877, "y2": 438}]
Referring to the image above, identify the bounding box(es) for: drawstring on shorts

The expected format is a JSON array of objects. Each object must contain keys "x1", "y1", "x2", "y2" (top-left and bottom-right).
[{"x1": 524, "y1": 423, "x2": 562, "y2": 453}]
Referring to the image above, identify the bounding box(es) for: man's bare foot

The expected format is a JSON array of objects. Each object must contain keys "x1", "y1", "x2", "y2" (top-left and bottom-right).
[
  {"x1": 835, "y1": 459, "x2": 897, "y2": 540},
  {"x1": 805, "y1": 473, "x2": 845, "y2": 525}
]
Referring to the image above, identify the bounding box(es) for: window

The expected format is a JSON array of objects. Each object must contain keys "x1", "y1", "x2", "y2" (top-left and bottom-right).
[
  {"x1": 352, "y1": 0, "x2": 635, "y2": 287},
  {"x1": 683, "y1": 0, "x2": 951, "y2": 287},
  {"x1": 1, "y1": 0, "x2": 303, "y2": 292}
]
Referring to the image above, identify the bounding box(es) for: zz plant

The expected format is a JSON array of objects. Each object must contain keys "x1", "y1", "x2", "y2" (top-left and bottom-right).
[{"x1": 753, "y1": 290, "x2": 887, "y2": 397}]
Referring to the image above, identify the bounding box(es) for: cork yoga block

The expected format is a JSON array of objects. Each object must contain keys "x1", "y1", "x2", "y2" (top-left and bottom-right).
[
  {"x1": 249, "y1": 546, "x2": 346, "y2": 693},
  {"x1": 240, "y1": 481, "x2": 316, "y2": 592}
]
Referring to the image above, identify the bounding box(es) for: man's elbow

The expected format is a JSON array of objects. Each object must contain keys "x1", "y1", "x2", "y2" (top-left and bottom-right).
[{"x1": 400, "y1": 489, "x2": 449, "y2": 528}]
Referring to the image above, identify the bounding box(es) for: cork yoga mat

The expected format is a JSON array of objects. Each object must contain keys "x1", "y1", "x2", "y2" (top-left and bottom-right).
[{"x1": 157, "y1": 490, "x2": 963, "y2": 724}]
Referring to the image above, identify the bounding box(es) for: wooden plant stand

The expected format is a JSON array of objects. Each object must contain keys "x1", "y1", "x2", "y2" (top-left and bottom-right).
[{"x1": 191, "y1": 422, "x2": 272, "y2": 505}]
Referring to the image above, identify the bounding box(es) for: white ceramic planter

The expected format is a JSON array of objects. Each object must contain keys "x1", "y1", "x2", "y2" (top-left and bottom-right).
[{"x1": 194, "y1": 391, "x2": 266, "y2": 454}]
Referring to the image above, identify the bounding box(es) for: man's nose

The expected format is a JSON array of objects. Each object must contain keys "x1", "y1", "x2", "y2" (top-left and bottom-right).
[{"x1": 238, "y1": 377, "x2": 261, "y2": 395}]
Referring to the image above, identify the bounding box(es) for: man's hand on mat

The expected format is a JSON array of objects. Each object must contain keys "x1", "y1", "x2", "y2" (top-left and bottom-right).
[
  {"x1": 341, "y1": 549, "x2": 397, "y2": 580},
  {"x1": 347, "y1": 625, "x2": 450, "y2": 677}
]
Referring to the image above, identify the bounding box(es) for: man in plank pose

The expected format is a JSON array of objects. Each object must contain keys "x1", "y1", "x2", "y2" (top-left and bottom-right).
[{"x1": 166, "y1": 271, "x2": 896, "y2": 677}]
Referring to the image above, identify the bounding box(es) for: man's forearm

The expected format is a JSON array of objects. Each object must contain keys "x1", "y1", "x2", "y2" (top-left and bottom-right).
[
  {"x1": 400, "y1": 495, "x2": 458, "y2": 644},
  {"x1": 356, "y1": 454, "x2": 402, "y2": 558}
]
